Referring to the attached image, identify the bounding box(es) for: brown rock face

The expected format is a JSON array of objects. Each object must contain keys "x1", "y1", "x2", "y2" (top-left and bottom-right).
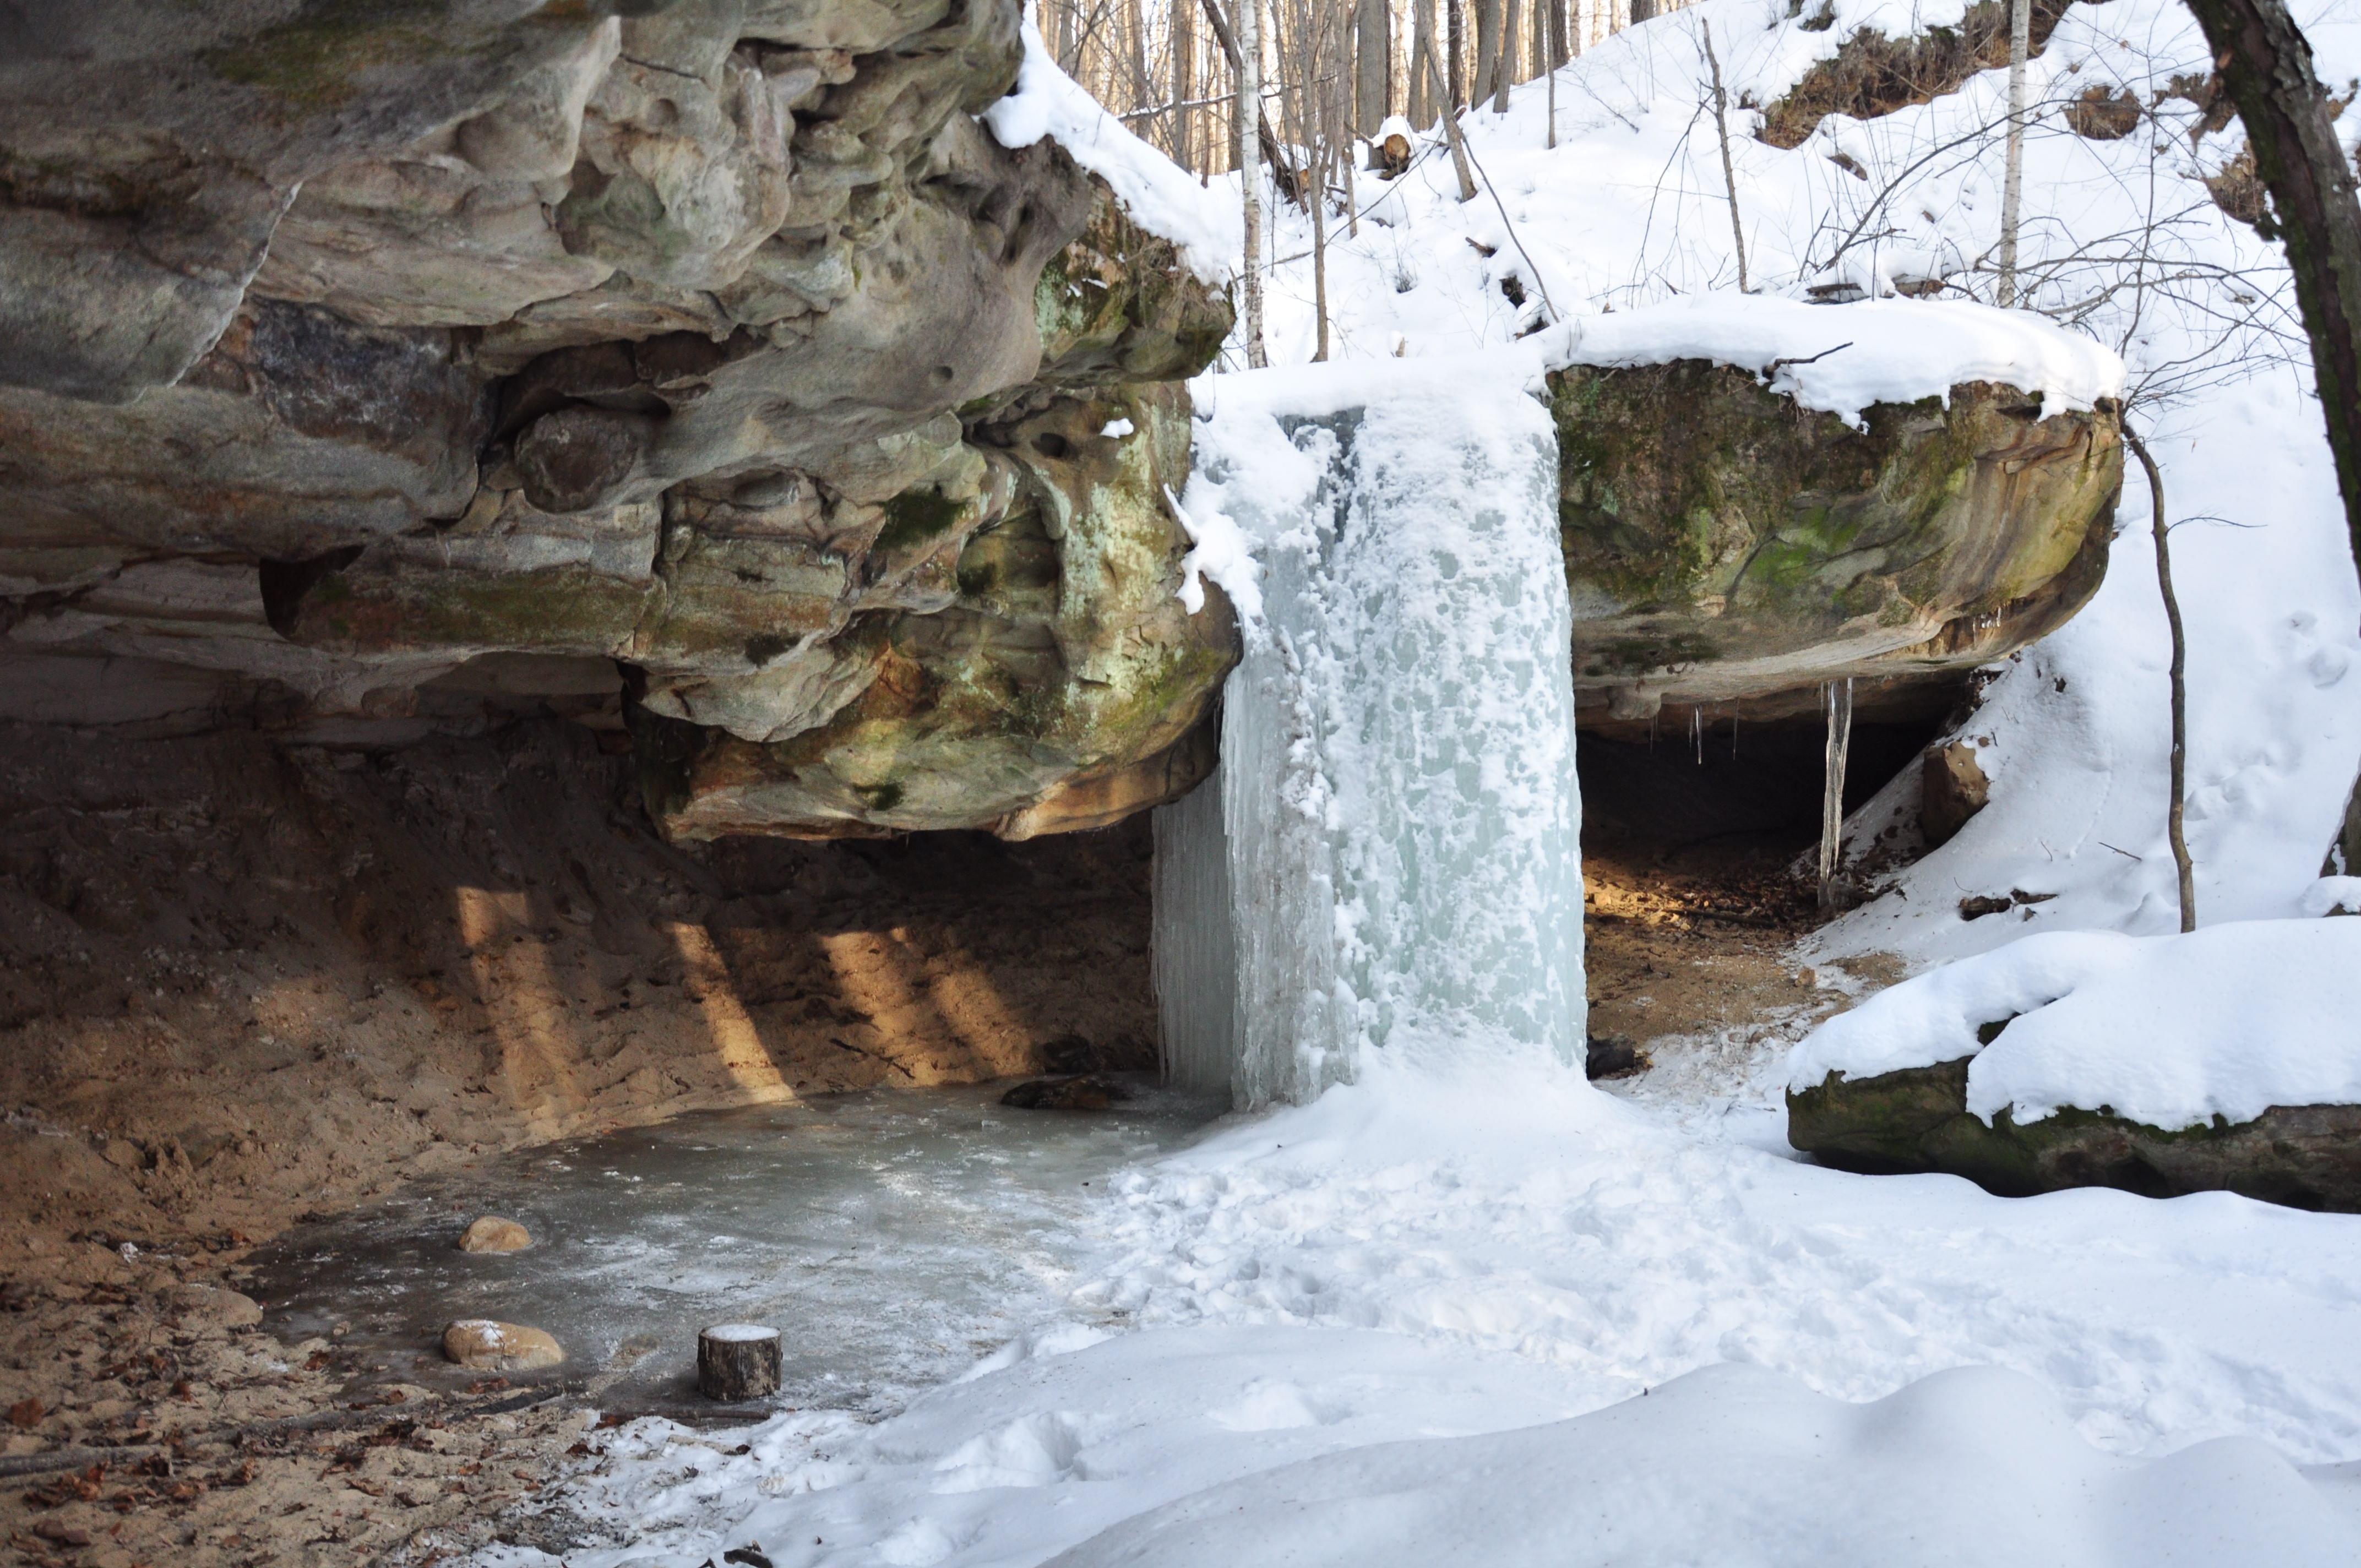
[
  {"x1": 1920, "y1": 739, "x2": 1992, "y2": 847},
  {"x1": 0, "y1": 0, "x2": 1238, "y2": 842}
]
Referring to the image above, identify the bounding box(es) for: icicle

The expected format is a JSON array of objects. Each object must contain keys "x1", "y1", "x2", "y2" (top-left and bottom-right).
[
  {"x1": 1691, "y1": 705, "x2": 1702, "y2": 765},
  {"x1": 1818, "y1": 678, "x2": 1855, "y2": 912},
  {"x1": 1152, "y1": 766, "x2": 1236, "y2": 1092}
]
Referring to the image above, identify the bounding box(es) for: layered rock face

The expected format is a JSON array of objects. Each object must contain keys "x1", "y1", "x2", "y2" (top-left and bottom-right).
[
  {"x1": 0, "y1": 0, "x2": 1236, "y2": 840},
  {"x1": 1550, "y1": 363, "x2": 2121, "y2": 729},
  {"x1": 1790, "y1": 1060, "x2": 2361, "y2": 1212}
]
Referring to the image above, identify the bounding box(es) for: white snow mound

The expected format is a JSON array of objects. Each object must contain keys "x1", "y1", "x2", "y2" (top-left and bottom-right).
[
  {"x1": 1787, "y1": 919, "x2": 2361, "y2": 1128},
  {"x1": 1046, "y1": 1361, "x2": 2361, "y2": 1568},
  {"x1": 1546, "y1": 294, "x2": 2127, "y2": 427},
  {"x1": 983, "y1": 19, "x2": 1242, "y2": 284}
]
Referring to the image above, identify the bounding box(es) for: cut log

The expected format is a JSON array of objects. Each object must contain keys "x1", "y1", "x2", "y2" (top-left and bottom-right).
[{"x1": 698, "y1": 1325, "x2": 782, "y2": 1402}]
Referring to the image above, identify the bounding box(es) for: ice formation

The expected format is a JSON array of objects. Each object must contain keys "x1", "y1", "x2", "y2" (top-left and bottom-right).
[{"x1": 1155, "y1": 357, "x2": 1586, "y2": 1106}]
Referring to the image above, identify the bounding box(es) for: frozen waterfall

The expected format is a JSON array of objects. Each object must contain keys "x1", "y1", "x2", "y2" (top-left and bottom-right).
[{"x1": 1154, "y1": 360, "x2": 1586, "y2": 1107}]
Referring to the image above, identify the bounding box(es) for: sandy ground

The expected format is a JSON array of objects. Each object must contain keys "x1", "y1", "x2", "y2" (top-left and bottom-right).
[{"x1": 1, "y1": 714, "x2": 1908, "y2": 1565}]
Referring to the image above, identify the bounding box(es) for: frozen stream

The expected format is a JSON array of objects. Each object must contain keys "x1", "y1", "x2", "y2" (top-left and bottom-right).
[{"x1": 244, "y1": 1080, "x2": 1222, "y2": 1419}]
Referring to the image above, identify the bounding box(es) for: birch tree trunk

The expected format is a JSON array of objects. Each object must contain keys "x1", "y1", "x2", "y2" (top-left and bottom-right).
[
  {"x1": 1998, "y1": 0, "x2": 2029, "y2": 306},
  {"x1": 1238, "y1": 0, "x2": 1268, "y2": 366}
]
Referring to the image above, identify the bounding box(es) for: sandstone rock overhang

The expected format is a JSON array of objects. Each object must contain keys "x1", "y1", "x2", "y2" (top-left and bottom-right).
[
  {"x1": 0, "y1": 0, "x2": 1241, "y2": 841},
  {"x1": 1536, "y1": 293, "x2": 2126, "y2": 736},
  {"x1": 1557, "y1": 365, "x2": 2120, "y2": 728}
]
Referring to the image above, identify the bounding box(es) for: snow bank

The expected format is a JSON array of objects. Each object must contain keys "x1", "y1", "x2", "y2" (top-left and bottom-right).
[
  {"x1": 1546, "y1": 294, "x2": 2126, "y2": 427},
  {"x1": 1788, "y1": 919, "x2": 2361, "y2": 1128},
  {"x1": 983, "y1": 20, "x2": 1241, "y2": 284},
  {"x1": 1056, "y1": 1360, "x2": 2361, "y2": 1567}
]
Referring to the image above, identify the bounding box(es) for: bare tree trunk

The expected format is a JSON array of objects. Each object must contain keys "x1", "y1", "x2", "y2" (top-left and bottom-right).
[
  {"x1": 1201, "y1": 0, "x2": 1304, "y2": 203},
  {"x1": 1473, "y1": 0, "x2": 1500, "y2": 112},
  {"x1": 1417, "y1": 32, "x2": 1479, "y2": 199},
  {"x1": 1629, "y1": 0, "x2": 1655, "y2": 23},
  {"x1": 1311, "y1": 109, "x2": 1331, "y2": 360},
  {"x1": 1701, "y1": 18, "x2": 1748, "y2": 291},
  {"x1": 1355, "y1": 0, "x2": 1389, "y2": 134},
  {"x1": 1448, "y1": 0, "x2": 1465, "y2": 108},
  {"x1": 1238, "y1": 0, "x2": 1268, "y2": 367},
  {"x1": 2177, "y1": 0, "x2": 2361, "y2": 873},
  {"x1": 2123, "y1": 424, "x2": 2197, "y2": 932},
  {"x1": 1128, "y1": 0, "x2": 1156, "y2": 146},
  {"x1": 1544, "y1": 31, "x2": 1557, "y2": 146},
  {"x1": 1175, "y1": 0, "x2": 1198, "y2": 172},
  {"x1": 1411, "y1": 0, "x2": 1436, "y2": 123},
  {"x1": 1998, "y1": 0, "x2": 2029, "y2": 306},
  {"x1": 1493, "y1": 0, "x2": 1517, "y2": 111}
]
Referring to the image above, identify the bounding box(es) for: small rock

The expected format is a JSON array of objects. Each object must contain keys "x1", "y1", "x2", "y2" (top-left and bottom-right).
[
  {"x1": 459, "y1": 1216, "x2": 533, "y2": 1253},
  {"x1": 1038, "y1": 1034, "x2": 1099, "y2": 1074},
  {"x1": 442, "y1": 1319, "x2": 564, "y2": 1371},
  {"x1": 164, "y1": 1283, "x2": 264, "y2": 1328},
  {"x1": 34, "y1": 1521, "x2": 91, "y2": 1547},
  {"x1": 1922, "y1": 740, "x2": 1990, "y2": 848},
  {"x1": 1585, "y1": 1035, "x2": 1650, "y2": 1080},
  {"x1": 100, "y1": 1138, "x2": 143, "y2": 1171},
  {"x1": 1000, "y1": 1074, "x2": 1130, "y2": 1111}
]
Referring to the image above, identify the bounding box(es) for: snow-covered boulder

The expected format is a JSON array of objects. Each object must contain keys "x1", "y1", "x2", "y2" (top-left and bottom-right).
[{"x1": 1784, "y1": 921, "x2": 2361, "y2": 1210}]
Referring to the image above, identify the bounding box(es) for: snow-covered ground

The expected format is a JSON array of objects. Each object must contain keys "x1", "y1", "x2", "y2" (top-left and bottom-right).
[
  {"x1": 486, "y1": 1055, "x2": 2361, "y2": 1567},
  {"x1": 470, "y1": 2, "x2": 2361, "y2": 1561}
]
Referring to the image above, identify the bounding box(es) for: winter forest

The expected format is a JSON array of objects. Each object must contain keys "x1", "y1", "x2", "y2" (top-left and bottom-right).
[{"x1": 3, "y1": 0, "x2": 2361, "y2": 1562}]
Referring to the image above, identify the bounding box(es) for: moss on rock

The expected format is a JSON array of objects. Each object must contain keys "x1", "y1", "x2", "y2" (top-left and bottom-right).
[
  {"x1": 1549, "y1": 361, "x2": 2122, "y2": 703},
  {"x1": 1789, "y1": 1059, "x2": 2361, "y2": 1211}
]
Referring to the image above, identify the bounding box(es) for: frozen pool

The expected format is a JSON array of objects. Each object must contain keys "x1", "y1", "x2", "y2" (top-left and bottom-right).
[{"x1": 243, "y1": 1079, "x2": 1221, "y2": 1420}]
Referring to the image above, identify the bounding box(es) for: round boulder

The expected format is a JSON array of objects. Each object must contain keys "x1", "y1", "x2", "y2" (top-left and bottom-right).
[
  {"x1": 458, "y1": 1215, "x2": 533, "y2": 1253},
  {"x1": 442, "y1": 1319, "x2": 564, "y2": 1371}
]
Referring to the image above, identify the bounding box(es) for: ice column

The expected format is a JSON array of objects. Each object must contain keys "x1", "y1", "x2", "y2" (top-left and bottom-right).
[{"x1": 1155, "y1": 367, "x2": 1585, "y2": 1106}]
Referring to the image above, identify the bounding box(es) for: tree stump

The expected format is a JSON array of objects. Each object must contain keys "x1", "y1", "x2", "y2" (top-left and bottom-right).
[{"x1": 698, "y1": 1325, "x2": 781, "y2": 1401}]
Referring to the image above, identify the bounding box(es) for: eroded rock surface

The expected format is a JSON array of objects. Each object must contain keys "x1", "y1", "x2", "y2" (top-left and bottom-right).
[
  {"x1": 0, "y1": 0, "x2": 1236, "y2": 841},
  {"x1": 1789, "y1": 1059, "x2": 2361, "y2": 1211},
  {"x1": 1551, "y1": 363, "x2": 2121, "y2": 726}
]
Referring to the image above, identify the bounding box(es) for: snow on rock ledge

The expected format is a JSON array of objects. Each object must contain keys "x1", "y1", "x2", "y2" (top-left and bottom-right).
[
  {"x1": 986, "y1": 20, "x2": 1242, "y2": 285},
  {"x1": 1787, "y1": 919, "x2": 2361, "y2": 1130},
  {"x1": 1543, "y1": 294, "x2": 2126, "y2": 428}
]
